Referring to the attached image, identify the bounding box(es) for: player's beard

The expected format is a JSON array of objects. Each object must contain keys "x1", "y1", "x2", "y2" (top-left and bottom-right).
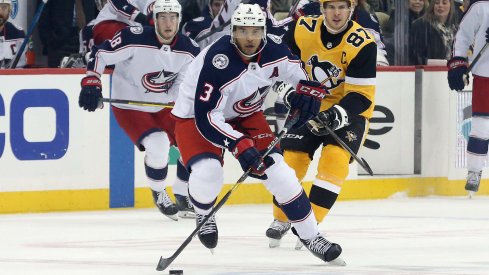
[{"x1": 0, "y1": 14, "x2": 8, "y2": 27}]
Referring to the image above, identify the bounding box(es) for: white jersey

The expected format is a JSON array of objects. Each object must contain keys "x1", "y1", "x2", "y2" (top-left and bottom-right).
[
  {"x1": 452, "y1": 1, "x2": 489, "y2": 77},
  {"x1": 0, "y1": 22, "x2": 26, "y2": 68},
  {"x1": 172, "y1": 35, "x2": 308, "y2": 150},
  {"x1": 87, "y1": 26, "x2": 200, "y2": 112},
  {"x1": 93, "y1": 0, "x2": 154, "y2": 27}
]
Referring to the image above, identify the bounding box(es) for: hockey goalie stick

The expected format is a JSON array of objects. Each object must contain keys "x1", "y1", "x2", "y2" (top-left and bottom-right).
[
  {"x1": 99, "y1": 98, "x2": 174, "y2": 108},
  {"x1": 310, "y1": 121, "x2": 374, "y2": 176},
  {"x1": 195, "y1": 0, "x2": 250, "y2": 43},
  {"x1": 9, "y1": 0, "x2": 48, "y2": 69},
  {"x1": 156, "y1": 113, "x2": 300, "y2": 271}
]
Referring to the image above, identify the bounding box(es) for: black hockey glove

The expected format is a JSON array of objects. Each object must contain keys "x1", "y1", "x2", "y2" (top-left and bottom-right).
[
  {"x1": 79, "y1": 75, "x2": 102, "y2": 112},
  {"x1": 134, "y1": 12, "x2": 151, "y2": 25},
  {"x1": 447, "y1": 56, "x2": 469, "y2": 91},
  {"x1": 230, "y1": 137, "x2": 274, "y2": 180},
  {"x1": 307, "y1": 105, "x2": 349, "y2": 136},
  {"x1": 275, "y1": 80, "x2": 327, "y2": 129}
]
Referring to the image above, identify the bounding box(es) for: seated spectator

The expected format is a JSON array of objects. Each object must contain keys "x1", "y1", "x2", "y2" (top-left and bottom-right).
[
  {"x1": 409, "y1": 0, "x2": 459, "y2": 65},
  {"x1": 0, "y1": 0, "x2": 26, "y2": 68}
]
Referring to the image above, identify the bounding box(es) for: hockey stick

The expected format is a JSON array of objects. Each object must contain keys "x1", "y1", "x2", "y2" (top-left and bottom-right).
[
  {"x1": 320, "y1": 123, "x2": 374, "y2": 176},
  {"x1": 156, "y1": 113, "x2": 300, "y2": 271},
  {"x1": 467, "y1": 42, "x2": 488, "y2": 73},
  {"x1": 99, "y1": 98, "x2": 174, "y2": 108},
  {"x1": 288, "y1": 0, "x2": 301, "y2": 17},
  {"x1": 9, "y1": 0, "x2": 48, "y2": 69}
]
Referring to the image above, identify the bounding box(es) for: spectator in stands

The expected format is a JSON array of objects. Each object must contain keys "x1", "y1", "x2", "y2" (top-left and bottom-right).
[
  {"x1": 409, "y1": 0, "x2": 459, "y2": 65},
  {"x1": 366, "y1": 0, "x2": 392, "y2": 13},
  {"x1": 0, "y1": 0, "x2": 26, "y2": 69}
]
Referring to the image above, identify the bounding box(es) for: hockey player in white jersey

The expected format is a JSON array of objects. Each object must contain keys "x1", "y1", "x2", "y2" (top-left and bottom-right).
[
  {"x1": 79, "y1": 0, "x2": 200, "y2": 220},
  {"x1": 448, "y1": 0, "x2": 489, "y2": 198},
  {"x1": 171, "y1": 3, "x2": 344, "y2": 264},
  {"x1": 0, "y1": 0, "x2": 26, "y2": 68}
]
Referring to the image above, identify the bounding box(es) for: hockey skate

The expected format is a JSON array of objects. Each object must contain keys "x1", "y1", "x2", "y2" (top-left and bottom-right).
[
  {"x1": 265, "y1": 219, "x2": 291, "y2": 248},
  {"x1": 299, "y1": 232, "x2": 345, "y2": 266},
  {"x1": 196, "y1": 213, "x2": 218, "y2": 252},
  {"x1": 175, "y1": 194, "x2": 195, "y2": 219},
  {"x1": 466, "y1": 171, "x2": 482, "y2": 199},
  {"x1": 151, "y1": 189, "x2": 178, "y2": 221}
]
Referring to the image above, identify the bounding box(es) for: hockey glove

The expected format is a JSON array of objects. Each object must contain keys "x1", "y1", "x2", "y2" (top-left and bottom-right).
[
  {"x1": 275, "y1": 80, "x2": 327, "y2": 129},
  {"x1": 486, "y1": 27, "x2": 489, "y2": 43},
  {"x1": 79, "y1": 75, "x2": 102, "y2": 112},
  {"x1": 134, "y1": 12, "x2": 151, "y2": 25},
  {"x1": 447, "y1": 56, "x2": 469, "y2": 91},
  {"x1": 307, "y1": 105, "x2": 349, "y2": 136},
  {"x1": 230, "y1": 137, "x2": 274, "y2": 180}
]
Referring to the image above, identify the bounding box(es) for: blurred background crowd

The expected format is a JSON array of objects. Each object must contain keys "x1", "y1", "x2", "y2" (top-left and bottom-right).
[{"x1": 0, "y1": 0, "x2": 475, "y2": 68}]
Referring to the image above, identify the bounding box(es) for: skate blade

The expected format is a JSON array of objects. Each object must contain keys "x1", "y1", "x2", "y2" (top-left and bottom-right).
[
  {"x1": 165, "y1": 213, "x2": 178, "y2": 221},
  {"x1": 328, "y1": 257, "x2": 346, "y2": 266},
  {"x1": 294, "y1": 238, "x2": 303, "y2": 250},
  {"x1": 209, "y1": 248, "x2": 215, "y2": 255},
  {"x1": 468, "y1": 191, "x2": 475, "y2": 199},
  {"x1": 268, "y1": 238, "x2": 281, "y2": 248},
  {"x1": 178, "y1": 211, "x2": 196, "y2": 219}
]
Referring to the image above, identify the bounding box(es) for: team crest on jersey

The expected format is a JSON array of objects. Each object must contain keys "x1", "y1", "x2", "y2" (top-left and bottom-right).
[
  {"x1": 212, "y1": 54, "x2": 229, "y2": 69},
  {"x1": 267, "y1": 33, "x2": 282, "y2": 44},
  {"x1": 141, "y1": 69, "x2": 178, "y2": 93},
  {"x1": 345, "y1": 131, "x2": 357, "y2": 142},
  {"x1": 130, "y1": 26, "x2": 143, "y2": 34},
  {"x1": 307, "y1": 55, "x2": 344, "y2": 89},
  {"x1": 233, "y1": 86, "x2": 270, "y2": 115}
]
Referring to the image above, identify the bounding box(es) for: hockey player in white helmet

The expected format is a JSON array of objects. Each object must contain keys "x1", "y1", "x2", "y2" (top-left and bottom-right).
[
  {"x1": 171, "y1": 3, "x2": 345, "y2": 264},
  {"x1": 79, "y1": 0, "x2": 200, "y2": 220},
  {"x1": 0, "y1": 0, "x2": 26, "y2": 68}
]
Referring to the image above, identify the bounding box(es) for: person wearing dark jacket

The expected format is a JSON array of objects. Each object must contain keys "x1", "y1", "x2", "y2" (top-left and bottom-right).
[{"x1": 409, "y1": 0, "x2": 459, "y2": 65}]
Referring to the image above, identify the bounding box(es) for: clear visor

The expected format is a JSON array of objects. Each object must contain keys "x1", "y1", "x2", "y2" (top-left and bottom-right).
[{"x1": 232, "y1": 27, "x2": 264, "y2": 40}]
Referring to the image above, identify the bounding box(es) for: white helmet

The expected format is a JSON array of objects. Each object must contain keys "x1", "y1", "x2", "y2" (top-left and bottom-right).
[
  {"x1": 0, "y1": 0, "x2": 12, "y2": 5},
  {"x1": 230, "y1": 3, "x2": 267, "y2": 58},
  {"x1": 152, "y1": 0, "x2": 182, "y2": 42}
]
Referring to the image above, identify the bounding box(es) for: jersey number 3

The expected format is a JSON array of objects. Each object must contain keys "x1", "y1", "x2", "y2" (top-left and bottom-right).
[{"x1": 199, "y1": 83, "x2": 214, "y2": 102}]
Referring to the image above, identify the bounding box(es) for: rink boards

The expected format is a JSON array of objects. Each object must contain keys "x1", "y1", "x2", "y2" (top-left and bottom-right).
[{"x1": 0, "y1": 67, "x2": 486, "y2": 213}]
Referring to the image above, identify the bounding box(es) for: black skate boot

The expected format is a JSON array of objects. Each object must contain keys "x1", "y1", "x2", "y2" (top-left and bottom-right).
[
  {"x1": 465, "y1": 171, "x2": 482, "y2": 198},
  {"x1": 265, "y1": 219, "x2": 291, "y2": 248},
  {"x1": 175, "y1": 194, "x2": 195, "y2": 219},
  {"x1": 291, "y1": 227, "x2": 345, "y2": 265},
  {"x1": 196, "y1": 213, "x2": 218, "y2": 252},
  {"x1": 300, "y1": 233, "x2": 345, "y2": 266},
  {"x1": 151, "y1": 189, "x2": 178, "y2": 221}
]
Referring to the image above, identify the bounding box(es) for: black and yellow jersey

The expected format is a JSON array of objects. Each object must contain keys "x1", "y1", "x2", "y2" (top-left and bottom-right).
[{"x1": 288, "y1": 16, "x2": 377, "y2": 119}]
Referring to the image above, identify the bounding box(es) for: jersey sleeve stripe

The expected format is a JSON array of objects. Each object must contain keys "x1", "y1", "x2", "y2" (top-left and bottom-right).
[{"x1": 345, "y1": 76, "x2": 376, "y2": 86}]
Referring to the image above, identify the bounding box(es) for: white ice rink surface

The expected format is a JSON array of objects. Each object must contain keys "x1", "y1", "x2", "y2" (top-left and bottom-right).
[{"x1": 1, "y1": 196, "x2": 489, "y2": 275}]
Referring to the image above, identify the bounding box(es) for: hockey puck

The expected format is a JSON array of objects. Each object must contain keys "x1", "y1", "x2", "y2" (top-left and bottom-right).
[{"x1": 169, "y1": 270, "x2": 183, "y2": 275}]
